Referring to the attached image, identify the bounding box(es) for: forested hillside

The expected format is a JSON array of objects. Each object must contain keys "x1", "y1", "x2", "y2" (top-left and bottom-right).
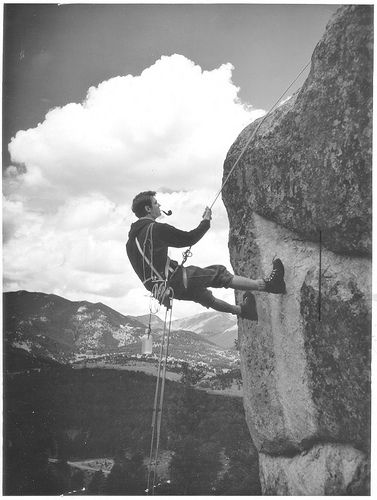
[{"x1": 4, "y1": 365, "x2": 260, "y2": 495}]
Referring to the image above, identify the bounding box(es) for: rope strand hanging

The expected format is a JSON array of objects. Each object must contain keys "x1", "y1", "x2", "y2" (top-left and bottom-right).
[
  {"x1": 144, "y1": 59, "x2": 311, "y2": 494},
  {"x1": 146, "y1": 290, "x2": 174, "y2": 495}
]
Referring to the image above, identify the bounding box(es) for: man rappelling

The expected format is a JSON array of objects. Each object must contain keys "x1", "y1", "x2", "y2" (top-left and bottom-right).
[{"x1": 126, "y1": 191, "x2": 286, "y2": 320}]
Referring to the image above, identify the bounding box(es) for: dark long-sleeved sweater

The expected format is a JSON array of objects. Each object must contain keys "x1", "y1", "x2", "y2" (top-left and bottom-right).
[{"x1": 126, "y1": 217, "x2": 210, "y2": 289}]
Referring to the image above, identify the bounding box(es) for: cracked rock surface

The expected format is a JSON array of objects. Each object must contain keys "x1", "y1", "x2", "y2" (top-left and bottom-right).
[{"x1": 222, "y1": 5, "x2": 372, "y2": 495}]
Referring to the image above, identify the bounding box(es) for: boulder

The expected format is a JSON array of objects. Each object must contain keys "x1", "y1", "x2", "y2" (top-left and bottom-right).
[{"x1": 222, "y1": 5, "x2": 372, "y2": 495}]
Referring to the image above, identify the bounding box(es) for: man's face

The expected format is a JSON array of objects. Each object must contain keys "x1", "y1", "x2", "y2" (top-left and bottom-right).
[{"x1": 147, "y1": 196, "x2": 161, "y2": 219}]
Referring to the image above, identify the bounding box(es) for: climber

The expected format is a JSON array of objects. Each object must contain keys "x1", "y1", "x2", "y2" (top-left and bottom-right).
[{"x1": 126, "y1": 191, "x2": 286, "y2": 320}]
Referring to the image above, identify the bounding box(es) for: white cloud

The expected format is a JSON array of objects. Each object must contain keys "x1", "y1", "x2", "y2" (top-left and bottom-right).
[
  {"x1": 3, "y1": 54, "x2": 264, "y2": 318},
  {"x1": 6, "y1": 54, "x2": 263, "y2": 208}
]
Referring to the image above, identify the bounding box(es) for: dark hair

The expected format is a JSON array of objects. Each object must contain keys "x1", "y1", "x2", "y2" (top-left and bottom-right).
[{"x1": 131, "y1": 191, "x2": 156, "y2": 218}]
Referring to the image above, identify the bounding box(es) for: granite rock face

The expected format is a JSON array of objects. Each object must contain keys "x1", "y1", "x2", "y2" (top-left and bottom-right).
[
  {"x1": 224, "y1": 5, "x2": 372, "y2": 256},
  {"x1": 222, "y1": 5, "x2": 371, "y2": 496},
  {"x1": 259, "y1": 444, "x2": 370, "y2": 495}
]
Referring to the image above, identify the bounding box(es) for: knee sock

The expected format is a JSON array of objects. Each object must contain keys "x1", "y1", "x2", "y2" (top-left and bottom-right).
[{"x1": 230, "y1": 275, "x2": 265, "y2": 291}]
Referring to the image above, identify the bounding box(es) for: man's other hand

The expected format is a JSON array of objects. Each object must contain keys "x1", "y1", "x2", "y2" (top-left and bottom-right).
[{"x1": 202, "y1": 207, "x2": 212, "y2": 220}]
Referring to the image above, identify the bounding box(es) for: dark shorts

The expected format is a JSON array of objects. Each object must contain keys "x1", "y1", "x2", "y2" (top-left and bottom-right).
[{"x1": 169, "y1": 264, "x2": 233, "y2": 308}]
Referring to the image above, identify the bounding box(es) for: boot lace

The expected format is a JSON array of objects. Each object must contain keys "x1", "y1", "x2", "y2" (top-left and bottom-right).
[{"x1": 266, "y1": 269, "x2": 277, "y2": 283}]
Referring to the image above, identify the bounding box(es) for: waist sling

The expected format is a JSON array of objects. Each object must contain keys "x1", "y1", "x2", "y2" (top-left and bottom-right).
[{"x1": 135, "y1": 223, "x2": 188, "y2": 289}]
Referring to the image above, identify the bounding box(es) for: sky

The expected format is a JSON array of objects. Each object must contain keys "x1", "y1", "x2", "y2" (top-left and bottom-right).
[{"x1": 2, "y1": 2, "x2": 340, "y2": 319}]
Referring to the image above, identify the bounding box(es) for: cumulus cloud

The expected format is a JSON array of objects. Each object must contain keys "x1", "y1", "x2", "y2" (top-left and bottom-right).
[
  {"x1": 6, "y1": 54, "x2": 263, "y2": 209},
  {"x1": 3, "y1": 54, "x2": 264, "y2": 318}
]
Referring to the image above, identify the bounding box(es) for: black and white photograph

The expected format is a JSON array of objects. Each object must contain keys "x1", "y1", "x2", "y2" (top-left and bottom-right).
[{"x1": 2, "y1": 2, "x2": 372, "y2": 496}]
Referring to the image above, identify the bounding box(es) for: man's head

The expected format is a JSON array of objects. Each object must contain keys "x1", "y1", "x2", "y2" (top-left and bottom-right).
[{"x1": 131, "y1": 191, "x2": 161, "y2": 219}]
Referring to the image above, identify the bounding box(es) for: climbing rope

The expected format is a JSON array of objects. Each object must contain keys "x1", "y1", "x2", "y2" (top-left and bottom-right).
[
  {"x1": 143, "y1": 59, "x2": 312, "y2": 493},
  {"x1": 209, "y1": 59, "x2": 311, "y2": 210},
  {"x1": 146, "y1": 287, "x2": 174, "y2": 495},
  {"x1": 164, "y1": 60, "x2": 312, "y2": 270}
]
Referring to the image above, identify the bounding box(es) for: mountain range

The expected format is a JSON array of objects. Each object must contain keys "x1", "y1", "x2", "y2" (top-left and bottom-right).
[
  {"x1": 136, "y1": 311, "x2": 237, "y2": 349},
  {"x1": 3, "y1": 291, "x2": 238, "y2": 369}
]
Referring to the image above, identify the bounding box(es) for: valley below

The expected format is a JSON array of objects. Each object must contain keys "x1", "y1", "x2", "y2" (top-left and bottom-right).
[
  {"x1": 3, "y1": 290, "x2": 258, "y2": 495},
  {"x1": 4, "y1": 290, "x2": 242, "y2": 394}
]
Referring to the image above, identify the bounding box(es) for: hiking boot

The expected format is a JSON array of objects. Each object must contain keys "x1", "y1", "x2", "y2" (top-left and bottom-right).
[
  {"x1": 240, "y1": 292, "x2": 258, "y2": 321},
  {"x1": 264, "y1": 258, "x2": 286, "y2": 294}
]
